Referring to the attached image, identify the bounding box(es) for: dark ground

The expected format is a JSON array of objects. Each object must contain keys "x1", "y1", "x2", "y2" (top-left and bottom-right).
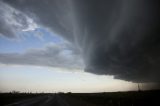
[{"x1": 0, "y1": 90, "x2": 160, "y2": 106}]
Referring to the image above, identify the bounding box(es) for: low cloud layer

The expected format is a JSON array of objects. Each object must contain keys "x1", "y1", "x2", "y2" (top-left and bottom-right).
[
  {"x1": 1, "y1": 0, "x2": 160, "y2": 82},
  {"x1": 0, "y1": 43, "x2": 84, "y2": 69}
]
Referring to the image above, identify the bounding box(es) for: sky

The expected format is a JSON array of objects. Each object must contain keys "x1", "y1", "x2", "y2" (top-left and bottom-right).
[{"x1": 0, "y1": 0, "x2": 160, "y2": 93}]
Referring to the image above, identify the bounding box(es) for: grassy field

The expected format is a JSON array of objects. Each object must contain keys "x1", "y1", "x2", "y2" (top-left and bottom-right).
[
  {"x1": 0, "y1": 90, "x2": 160, "y2": 106},
  {"x1": 64, "y1": 90, "x2": 160, "y2": 106},
  {"x1": 0, "y1": 92, "x2": 47, "y2": 106}
]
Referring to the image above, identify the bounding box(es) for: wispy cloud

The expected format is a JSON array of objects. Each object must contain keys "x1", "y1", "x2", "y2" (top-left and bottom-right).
[
  {"x1": 0, "y1": 1, "x2": 38, "y2": 39},
  {"x1": 0, "y1": 42, "x2": 84, "y2": 70}
]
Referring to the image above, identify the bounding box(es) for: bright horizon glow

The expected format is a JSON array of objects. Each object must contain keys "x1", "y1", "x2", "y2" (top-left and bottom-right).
[{"x1": 0, "y1": 64, "x2": 154, "y2": 93}]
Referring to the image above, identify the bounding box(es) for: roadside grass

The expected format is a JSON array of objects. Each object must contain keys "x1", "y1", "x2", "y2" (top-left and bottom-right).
[
  {"x1": 65, "y1": 90, "x2": 160, "y2": 106},
  {"x1": 0, "y1": 92, "x2": 46, "y2": 106}
]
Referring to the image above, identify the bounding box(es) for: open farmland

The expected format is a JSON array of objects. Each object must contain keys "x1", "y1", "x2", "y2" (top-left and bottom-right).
[{"x1": 0, "y1": 90, "x2": 160, "y2": 106}]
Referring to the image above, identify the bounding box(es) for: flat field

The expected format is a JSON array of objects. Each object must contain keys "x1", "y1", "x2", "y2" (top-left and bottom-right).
[{"x1": 0, "y1": 90, "x2": 159, "y2": 106}]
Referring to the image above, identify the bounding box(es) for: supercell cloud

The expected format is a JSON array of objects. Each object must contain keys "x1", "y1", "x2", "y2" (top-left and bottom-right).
[{"x1": 0, "y1": 0, "x2": 160, "y2": 82}]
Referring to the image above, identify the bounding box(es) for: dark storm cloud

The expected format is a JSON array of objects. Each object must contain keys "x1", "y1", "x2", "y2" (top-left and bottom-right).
[{"x1": 1, "y1": 0, "x2": 160, "y2": 82}]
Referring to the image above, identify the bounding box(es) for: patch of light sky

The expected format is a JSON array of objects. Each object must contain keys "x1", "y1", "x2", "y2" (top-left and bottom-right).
[
  {"x1": 0, "y1": 64, "x2": 139, "y2": 93},
  {"x1": 0, "y1": 27, "x2": 63, "y2": 53}
]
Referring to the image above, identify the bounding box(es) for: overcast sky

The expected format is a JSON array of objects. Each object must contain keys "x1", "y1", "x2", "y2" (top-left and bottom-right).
[{"x1": 0, "y1": 0, "x2": 160, "y2": 92}]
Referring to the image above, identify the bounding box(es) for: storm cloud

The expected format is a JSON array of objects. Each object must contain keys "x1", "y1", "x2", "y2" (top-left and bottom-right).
[{"x1": 1, "y1": 0, "x2": 160, "y2": 82}]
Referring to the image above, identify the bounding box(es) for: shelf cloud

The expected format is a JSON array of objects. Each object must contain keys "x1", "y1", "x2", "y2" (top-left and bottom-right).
[{"x1": 1, "y1": 0, "x2": 160, "y2": 82}]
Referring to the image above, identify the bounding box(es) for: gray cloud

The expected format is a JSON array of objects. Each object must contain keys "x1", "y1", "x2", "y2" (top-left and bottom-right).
[
  {"x1": 0, "y1": 1, "x2": 37, "y2": 38},
  {"x1": 0, "y1": 43, "x2": 84, "y2": 69},
  {"x1": 1, "y1": 0, "x2": 160, "y2": 82}
]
